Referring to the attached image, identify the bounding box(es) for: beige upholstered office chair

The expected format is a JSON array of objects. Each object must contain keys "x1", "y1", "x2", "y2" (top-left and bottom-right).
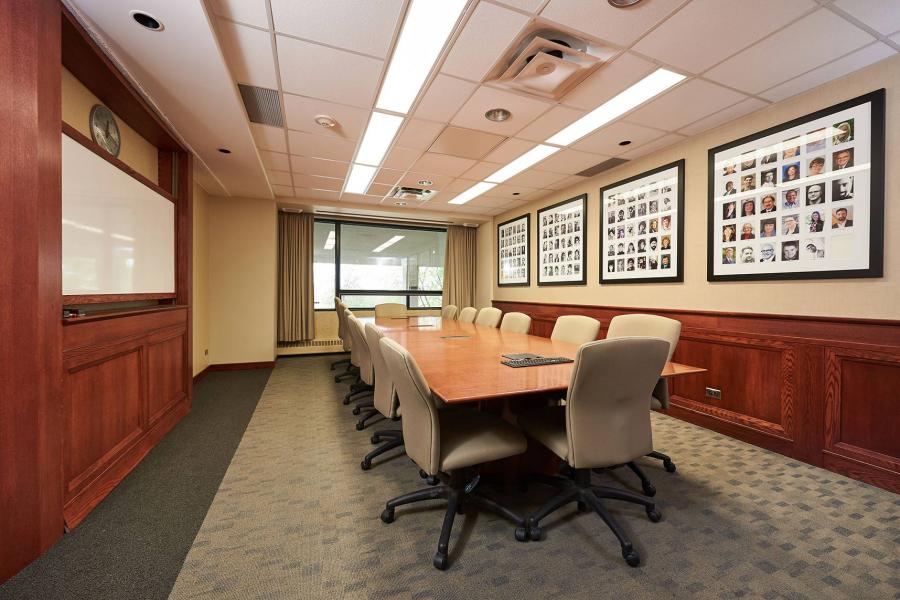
[
  {"x1": 607, "y1": 314, "x2": 683, "y2": 481},
  {"x1": 357, "y1": 323, "x2": 404, "y2": 467},
  {"x1": 332, "y1": 298, "x2": 356, "y2": 382},
  {"x1": 550, "y1": 315, "x2": 601, "y2": 346},
  {"x1": 343, "y1": 311, "x2": 374, "y2": 405},
  {"x1": 374, "y1": 302, "x2": 406, "y2": 318},
  {"x1": 474, "y1": 307, "x2": 502, "y2": 328},
  {"x1": 441, "y1": 304, "x2": 458, "y2": 320},
  {"x1": 500, "y1": 312, "x2": 531, "y2": 334},
  {"x1": 518, "y1": 337, "x2": 670, "y2": 567},
  {"x1": 379, "y1": 337, "x2": 528, "y2": 570},
  {"x1": 457, "y1": 306, "x2": 477, "y2": 323}
]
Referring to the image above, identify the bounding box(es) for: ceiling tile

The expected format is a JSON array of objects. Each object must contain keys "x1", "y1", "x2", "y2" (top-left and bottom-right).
[
  {"x1": 760, "y1": 42, "x2": 895, "y2": 102},
  {"x1": 451, "y1": 86, "x2": 553, "y2": 136},
  {"x1": 833, "y1": 0, "x2": 900, "y2": 35},
  {"x1": 493, "y1": 0, "x2": 545, "y2": 13},
  {"x1": 571, "y1": 121, "x2": 666, "y2": 155},
  {"x1": 260, "y1": 150, "x2": 290, "y2": 171},
  {"x1": 395, "y1": 119, "x2": 445, "y2": 150},
  {"x1": 367, "y1": 182, "x2": 393, "y2": 196},
  {"x1": 445, "y1": 178, "x2": 480, "y2": 194},
  {"x1": 561, "y1": 52, "x2": 658, "y2": 110},
  {"x1": 545, "y1": 174, "x2": 588, "y2": 191},
  {"x1": 516, "y1": 105, "x2": 587, "y2": 142},
  {"x1": 413, "y1": 75, "x2": 478, "y2": 122},
  {"x1": 290, "y1": 155, "x2": 351, "y2": 179},
  {"x1": 705, "y1": 9, "x2": 875, "y2": 94},
  {"x1": 397, "y1": 172, "x2": 453, "y2": 189},
  {"x1": 504, "y1": 169, "x2": 569, "y2": 189},
  {"x1": 428, "y1": 127, "x2": 506, "y2": 159},
  {"x1": 216, "y1": 20, "x2": 278, "y2": 88},
  {"x1": 288, "y1": 130, "x2": 357, "y2": 161},
  {"x1": 267, "y1": 170, "x2": 293, "y2": 186},
  {"x1": 633, "y1": 0, "x2": 816, "y2": 74},
  {"x1": 373, "y1": 168, "x2": 404, "y2": 185},
  {"x1": 618, "y1": 133, "x2": 686, "y2": 161},
  {"x1": 541, "y1": 0, "x2": 684, "y2": 47},
  {"x1": 283, "y1": 94, "x2": 368, "y2": 139},
  {"x1": 276, "y1": 35, "x2": 383, "y2": 106},
  {"x1": 341, "y1": 193, "x2": 386, "y2": 205},
  {"x1": 626, "y1": 79, "x2": 747, "y2": 131},
  {"x1": 412, "y1": 152, "x2": 477, "y2": 177},
  {"x1": 461, "y1": 161, "x2": 503, "y2": 180},
  {"x1": 891, "y1": 32, "x2": 900, "y2": 45},
  {"x1": 677, "y1": 97, "x2": 769, "y2": 136},
  {"x1": 272, "y1": 184, "x2": 294, "y2": 197},
  {"x1": 534, "y1": 148, "x2": 609, "y2": 174},
  {"x1": 293, "y1": 173, "x2": 344, "y2": 191},
  {"x1": 441, "y1": 2, "x2": 530, "y2": 82},
  {"x1": 466, "y1": 195, "x2": 523, "y2": 208},
  {"x1": 251, "y1": 124, "x2": 287, "y2": 153},
  {"x1": 382, "y1": 146, "x2": 422, "y2": 170},
  {"x1": 483, "y1": 137, "x2": 537, "y2": 163},
  {"x1": 295, "y1": 187, "x2": 341, "y2": 202},
  {"x1": 210, "y1": 0, "x2": 269, "y2": 28},
  {"x1": 270, "y1": 0, "x2": 403, "y2": 58}
]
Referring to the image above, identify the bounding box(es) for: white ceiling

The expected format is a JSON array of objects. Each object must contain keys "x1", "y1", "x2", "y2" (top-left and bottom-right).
[{"x1": 68, "y1": 0, "x2": 899, "y2": 219}]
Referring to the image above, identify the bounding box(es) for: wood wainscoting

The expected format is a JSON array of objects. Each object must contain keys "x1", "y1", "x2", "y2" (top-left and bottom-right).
[{"x1": 493, "y1": 300, "x2": 900, "y2": 494}]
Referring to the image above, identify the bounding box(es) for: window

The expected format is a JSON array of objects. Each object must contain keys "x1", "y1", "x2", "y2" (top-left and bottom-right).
[{"x1": 313, "y1": 220, "x2": 446, "y2": 310}]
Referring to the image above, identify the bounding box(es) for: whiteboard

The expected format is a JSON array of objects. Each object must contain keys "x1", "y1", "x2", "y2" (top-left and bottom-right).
[{"x1": 62, "y1": 134, "x2": 175, "y2": 296}]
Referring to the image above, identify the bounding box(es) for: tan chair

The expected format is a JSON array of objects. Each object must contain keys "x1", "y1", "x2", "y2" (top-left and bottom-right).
[
  {"x1": 374, "y1": 302, "x2": 406, "y2": 318},
  {"x1": 550, "y1": 315, "x2": 601, "y2": 346},
  {"x1": 457, "y1": 306, "x2": 477, "y2": 323},
  {"x1": 607, "y1": 314, "x2": 683, "y2": 480},
  {"x1": 343, "y1": 311, "x2": 374, "y2": 405},
  {"x1": 358, "y1": 323, "x2": 404, "y2": 468},
  {"x1": 379, "y1": 337, "x2": 528, "y2": 570},
  {"x1": 518, "y1": 337, "x2": 670, "y2": 567},
  {"x1": 474, "y1": 307, "x2": 502, "y2": 328},
  {"x1": 441, "y1": 304, "x2": 458, "y2": 320},
  {"x1": 332, "y1": 298, "x2": 355, "y2": 381},
  {"x1": 500, "y1": 312, "x2": 531, "y2": 334}
]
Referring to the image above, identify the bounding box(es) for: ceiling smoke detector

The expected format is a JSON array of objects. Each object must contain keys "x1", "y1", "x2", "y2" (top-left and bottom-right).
[
  {"x1": 417, "y1": 179, "x2": 433, "y2": 186},
  {"x1": 484, "y1": 108, "x2": 511, "y2": 122},
  {"x1": 314, "y1": 115, "x2": 337, "y2": 128},
  {"x1": 608, "y1": 0, "x2": 643, "y2": 7}
]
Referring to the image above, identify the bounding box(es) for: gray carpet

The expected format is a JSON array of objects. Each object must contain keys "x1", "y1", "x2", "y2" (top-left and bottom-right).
[
  {"x1": 0, "y1": 369, "x2": 272, "y2": 600},
  {"x1": 168, "y1": 356, "x2": 900, "y2": 600}
]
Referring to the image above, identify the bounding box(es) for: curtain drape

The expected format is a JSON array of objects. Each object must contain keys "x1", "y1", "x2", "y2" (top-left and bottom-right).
[
  {"x1": 277, "y1": 212, "x2": 315, "y2": 342},
  {"x1": 442, "y1": 225, "x2": 476, "y2": 309}
]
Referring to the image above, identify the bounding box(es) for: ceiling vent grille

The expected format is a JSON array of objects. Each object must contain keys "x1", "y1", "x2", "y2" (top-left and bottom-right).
[
  {"x1": 238, "y1": 84, "x2": 283, "y2": 127},
  {"x1": 389, "y1": 186, "x2": 435, "y2": 201},
  {"x1": 576, "y1": 157, "x2": 628, "y2": 178}
]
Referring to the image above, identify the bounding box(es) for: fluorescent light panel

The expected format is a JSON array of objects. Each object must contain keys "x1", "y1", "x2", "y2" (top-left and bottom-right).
[
  {"x1": 356, "y1": 112, "x2": 404, "y2": 166},
  {"x1": 485, "y1": 145, "x2": 560, "y2": 184},
  {"x1": 344, "y1": 164, "x2": 378, "y2": 194},
  {"x1": 448, "y1": 181, "x2": 497, "y2": 205},
  {"x1": 546, "y1": 68, "x2": 685, "y2": 146},
  {"x1": 376, "y1": 0, "x2": 467, "y2": 114},
  {"x1": 373, "y1": 235, "x2": 404, "y2": 253}
]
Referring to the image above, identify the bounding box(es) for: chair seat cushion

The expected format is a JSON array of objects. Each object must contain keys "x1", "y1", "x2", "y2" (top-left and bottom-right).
[
  {"x1": 438, "y1": 410, "x2": 526, "y2": 472},
  {"x1": 518, "y1": 406, "x2": 568, "y2": 461}
]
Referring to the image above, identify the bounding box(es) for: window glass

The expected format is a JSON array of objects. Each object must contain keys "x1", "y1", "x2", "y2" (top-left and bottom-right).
[
  {"x1": 340, "y1": 294, "x2": 408, "y2": 309},
  {"x1": 409, "y1": 295, "x2": 443, "y2": 309},
  {"x1": 313, "y1": 221, "x2": 336, "y2": 309},
  {"x1": 339, "y1": 224, "x2": 446, "y2": 292}
]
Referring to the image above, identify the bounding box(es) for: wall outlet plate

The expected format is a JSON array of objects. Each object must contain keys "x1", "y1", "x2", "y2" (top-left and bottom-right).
[{"x1": 706, "y1": 387, "x2": 722, "y2": 399}]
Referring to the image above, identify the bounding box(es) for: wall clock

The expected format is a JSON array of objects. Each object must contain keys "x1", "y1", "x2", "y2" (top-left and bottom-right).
[{"x1": 89, "y1": 104, "x2": 121, "y2": 157}]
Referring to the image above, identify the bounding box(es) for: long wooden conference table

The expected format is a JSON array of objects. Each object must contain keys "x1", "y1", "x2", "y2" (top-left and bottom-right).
[{"x1": 360, "y1": 316, "x2": 705, "y2": 404}]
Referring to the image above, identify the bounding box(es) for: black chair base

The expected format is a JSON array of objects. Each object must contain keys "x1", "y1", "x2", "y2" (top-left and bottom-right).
[
  {"x1": 354, "y1": 407, "x2": 382, "y2": 430},
  {"x1": 361, "y1": 429, "x2": 403, "y2": 470},
  {"x1": 524, "y1": 468, "x2": 661, "y2": 568},
  {"x1": 593, "y1": 461, "x2": 658, "y2": 497},
  {"x1": 342, "y1": 384, "x2": 373, "y2": 405},
  {"x1": 380, "y1": 471, "x2": 526, "y2": 570},
  {"x1": 647, "y1": 450, "x2": 677, "y2": 473},
  {"x1": 330, "y1": 356, "x2": 350, "y2": 371}
]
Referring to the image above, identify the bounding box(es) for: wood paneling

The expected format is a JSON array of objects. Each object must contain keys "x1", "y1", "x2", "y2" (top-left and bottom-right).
[
  {"x1": 147, "y1": 331, "x2": 186, "y2": 424},
  {"x1": 494, "y1": 300, "x2": 900, "y2": 493}
]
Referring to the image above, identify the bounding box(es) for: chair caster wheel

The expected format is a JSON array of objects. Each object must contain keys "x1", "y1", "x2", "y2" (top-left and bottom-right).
[
  {"x1": 622, "y1": 548, "x2": 640, "y2": 567},
  {"x1": 664, "y1": 460, "x2": 677, "y2": 473},
  {"x1": 515, "y1": 527, "x2": 529, "y2": 542},
  {"x1": 342, "y1": 397, "x2": 351, "y2": 405},
  {"x1": 646, "y1": 507, "x2": 662, "y2": 522},
  {"x1": 334, "y1": 376, "x2": 341, "y2": 383},
  {"x1": 352, "y1": 407, "x2": 361, "y2": 415},
  {"x1": 642, "y1": 483, "x2": 657, "y2": 497},
  {"x1": 380, "y1": 508, "x2": 394, "y2": 523},
  {"x1": 370, "y1": 435, "x2": 380, "y2": 444},
  {"x1": 529, "y1": 526, "x2": 542, "y2": 541},
  {"x1": 360, "y1": 460, "x2": 371, "y2": 471},
  {"x1": 432, "y1": 553, "x2": 448, "y2": 570},
  {"x1": 576, "y1": 501, "x2": 588, "y2": 512},
  {"x1": 419, "y1": 469, "x2": 428, "y2": 479},
  {"x1": 355, "y1": 422, "x2": 365, "y2": 431},
  {"x1": 426, "y1": 476, "x2": 439, "y2": 486}
]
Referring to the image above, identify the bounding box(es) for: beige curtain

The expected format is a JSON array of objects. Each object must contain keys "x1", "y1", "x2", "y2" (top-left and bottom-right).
[
  {"x1": 442, "y1": 225, "x2": 476, "y2": 309},
  {"x1": 278, "y1": 212, "x2": 315, "y2": 342}
]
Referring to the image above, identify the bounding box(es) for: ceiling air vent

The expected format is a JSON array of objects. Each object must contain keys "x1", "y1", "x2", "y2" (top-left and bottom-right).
[
  {"x1": 238, "y1": 84, "x2": 283, "y2": 127},
  {"x1": 389, "y1": 186, "x2": 435, "y2": 201},
  {"x1": 576, "y1": 157, "x2": 628, "y2": 178}
]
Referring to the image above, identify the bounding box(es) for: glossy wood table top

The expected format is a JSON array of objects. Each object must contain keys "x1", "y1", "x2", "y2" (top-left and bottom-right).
[{"x1": 360, "y1": 317, "x2": 706, "y2": 405}]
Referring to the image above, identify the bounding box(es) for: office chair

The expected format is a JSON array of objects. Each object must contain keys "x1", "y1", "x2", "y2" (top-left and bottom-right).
[
  {"x1": 606, "y1": 314, "x2": 683, "y2": 484},
  {"x1": 359, "y1": 323, "x2": 404, "y2": 468},
  {"x1": 474, "y1": 307, "x2": 502, "y2": 328},
  {"x1": 333, "y1": 299, "x2": 357, "y2": 382},
  {"x1": 550, "y1": 315, "x2": 601, "y2": 346},
  {"x1": 374, "y1": 302, "x2": 406, "y2": 318},
  {"x1": 457, "y1": 307, "x2": 477, "y2": 323},
  {"x1": 499, "y1": 311, "x2": 531, "y2": 334},
  {"x1": 330, "y1": 297, "x2": 351, "y2": 372},
  {"x1": 441, "y1": 304, "x2": 458, "y2": 320},
  {"x1": 379, "y1": 337, "x2": 528, "y2": 570},
  {"x1": 517, "y1": 337, "x2": 670, "y2": 567},
  {"x1": 343, "y1": 312, "x2": 374, "y2": 405}
]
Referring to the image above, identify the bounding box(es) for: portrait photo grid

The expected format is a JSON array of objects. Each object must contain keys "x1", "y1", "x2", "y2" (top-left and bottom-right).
[
  {"x1": 601, "y1": 163, "x2": 681, "y2": 282},
  {"x1": 712, "y1": 98, "x2": 874, "y2": 278},
  {"x1": 497, "y1": 214, "x2": 529, "y2": 285},
  {"x1": 538, "y1": 195, "x2": 586, "y2": 284}
]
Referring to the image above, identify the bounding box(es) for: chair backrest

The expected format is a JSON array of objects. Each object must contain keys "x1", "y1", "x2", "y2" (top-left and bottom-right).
[
  {"x1": 474, "y1": 307, "x2": 502, "y2": 328},
  {"x1": 565, "y1": 337, "x2": 670, "y2": 469},
  {"x1": 346, "y1": 314, "x2": 374, "y2": 384},
  {"x1": 365, "y1": 323, "x2": 397, "y2": 418},
  {"x1": 606, "y1": 314, "x2": 682, "y2": 409},
  {"x1": 374, "y1": 303, "x2": 406, "y2": 318},
  {"x1": 500, "y1": 312, "x2": 531, "y2": 334},
  {"x1": 335, "y1": 298, "x2": 351, "y2": 351},
  {"x1": 379, "y1": 337, "x2": 441, "y2": 475},
  {"x1": 457, "y1": 307, "x2": 477, "y2": 323},
  {"x1": 551, "y1": 315, "x2": 601, "y2": 346},
  {"x1": 441, "y1": 304, "x2": 458, "y2": 320}
]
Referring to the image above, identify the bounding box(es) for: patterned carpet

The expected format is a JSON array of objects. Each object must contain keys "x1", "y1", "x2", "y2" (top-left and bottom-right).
[{"x1": 169, "y1": 356, "x2": 900, "y2": 600}]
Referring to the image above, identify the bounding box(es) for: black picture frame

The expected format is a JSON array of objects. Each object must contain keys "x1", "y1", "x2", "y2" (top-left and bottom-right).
[
  {"x1": 707, "y1": 89, "x2": 885, "y2": 282},
  {"x1": 536, "y1": 193, "x2": 587, "y2": 286},
  {"x1": 496, "y1": 213, "x2": 531, "y2": 287},
  {"x1": 599, "y1": 159, "x2": 685, "y2": 284}
]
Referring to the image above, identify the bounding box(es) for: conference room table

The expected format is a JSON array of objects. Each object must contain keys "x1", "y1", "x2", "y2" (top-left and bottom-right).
[{"x1": 360, "y1": 316, "x2": 705, "y2": 405}]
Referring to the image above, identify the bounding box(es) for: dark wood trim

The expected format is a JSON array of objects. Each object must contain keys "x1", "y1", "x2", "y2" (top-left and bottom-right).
[
  {"x1": 192, "y1": 366, "x2": 210, "y2": 384},
  {"x1": 63, "y1": 304, "x2": 187, "y2": 325},
  {"x1": 207, "y1": 361, "x2": 277, "y2": 372},
  {"x1": 64, "y1": 292, "x2": 177, "y2": 305}
]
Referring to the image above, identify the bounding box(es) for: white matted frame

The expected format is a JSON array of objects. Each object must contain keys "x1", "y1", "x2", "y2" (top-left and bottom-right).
[
  {"x1": 497, "y1": 213, "x2": 530, "y2": 287},
  {"x1": 537, "y1": 194, "x2": 587, "y2": 286}
]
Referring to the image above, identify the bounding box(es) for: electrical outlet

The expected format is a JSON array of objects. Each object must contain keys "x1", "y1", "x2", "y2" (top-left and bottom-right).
[
  {"x1": 204, "y1": 349, "x2": 209, "y2": 356},
  {"x1": 706, "y1": 387, "x2": 722, "y2": 400}
]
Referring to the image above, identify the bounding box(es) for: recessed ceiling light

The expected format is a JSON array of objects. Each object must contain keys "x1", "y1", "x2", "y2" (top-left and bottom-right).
[
  {"x1": 608, "y1": 0, "x2": 642, "y2": 7},
  {"x1": 512, "y1": 192, "x2": 520, "y2": 196},
  {"x1": 619, "y1": 140, "x2": 632, "y2": 146},
  {"x1": 394, "y1": 201, "x2": 407, "y2": 206},
  {"x1": 344, "y1": 164, "x2": 378, "y2": 194},
  {"x1": 314, "y1": 115, "x2": 337, "y2": 128},
  {"x1": 356, "y1": 112, "x2": 404, "y2": 166},
  {"x1": 130, "y1": 10, "x2": 164, "y2": 31},
  {"x1": 484, "y1": 108, "x2": 512, "y2": 122},
  {"x1": 417, "y1": 179, "x2": 433, "y2": 186},
  {"x1": 485, "y1": 145, "x2": 559, "y2": 184},
  {"x1": 448, "y1": 181, "x2": 497, "y2": 205},
  {"x1": 217, "y1": 148, "x2": 231, "y2": 154}
]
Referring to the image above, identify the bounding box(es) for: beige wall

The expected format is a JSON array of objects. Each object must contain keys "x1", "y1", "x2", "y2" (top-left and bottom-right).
[
  {"x1": 488, "y1": 55, "x2": 899, "y2": 320},
  {"x1": 192, "y1": 182, "x2": 210, "y2": 376},
  {"x1": 474, "y1": 223, "x2": 493, "y2": 309},
  {"x1": 208, "y1": 196, "x2": 277, "y2": 364},
  {"x1": 61, "y1": 67, "x2": 158, "y2": 182}
]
